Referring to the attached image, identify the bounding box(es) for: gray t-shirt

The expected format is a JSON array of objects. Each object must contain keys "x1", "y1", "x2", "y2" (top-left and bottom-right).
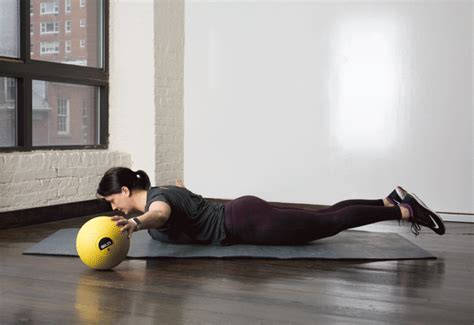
[{"x1": 145, "y1": 186, "x2": 227, "y2": 245}]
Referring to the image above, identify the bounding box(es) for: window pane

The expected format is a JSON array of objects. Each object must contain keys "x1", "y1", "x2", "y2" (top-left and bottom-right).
[
  {"x1": 32, "y1": 80, "x2": 98, "y2": 146},
  {"x1": 31, "y1": 0, "x2": 103, "y2": 68},
  {"x1": 0, "y1": 0, "x2": 20, "y2": 58},
  {"x1": 0, "y1": 77, "x2": 17, "y2": 147}
]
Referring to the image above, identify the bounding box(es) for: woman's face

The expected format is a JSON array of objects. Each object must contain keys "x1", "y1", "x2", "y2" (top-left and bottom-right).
[{"x1": 104, "y1": 187, "x2": 133, "y2": 214}]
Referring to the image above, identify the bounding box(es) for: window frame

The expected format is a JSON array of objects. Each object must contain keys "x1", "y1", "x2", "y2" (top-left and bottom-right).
[
  {"x1": 40, "y1": 40, "x2": 60, "y2": 54},
  {"x1": 65, "y1": 39, "x2": 71, "y2": 53},
  {"x1": 57, "y1": 97, "x2": 70, "y2": 135},
  {"x1": 0, "y1": 0, "x2": 109, "y2": 152},
  {"x1": 4, "y1": 78, "x2": 16, "y2": 103},
  {"x1": 40, "y1": 21, "x2": 60, "y2": 35},
  {"x1": 40, "y1": 1, "x2": 59, "y2": 15},
  {"x1": 65, "y1": 0, "x2": 71, "y2": 13}
]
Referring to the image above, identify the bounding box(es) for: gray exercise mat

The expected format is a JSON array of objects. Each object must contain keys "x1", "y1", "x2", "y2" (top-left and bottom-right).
[{"x1": 23, "y1": 228, "x2": 436, "y2": 260}]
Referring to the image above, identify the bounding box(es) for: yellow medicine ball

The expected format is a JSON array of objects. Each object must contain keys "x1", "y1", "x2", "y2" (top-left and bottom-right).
[{"x1": 76, "y1": 216, "x2": 130, "y2": 270}]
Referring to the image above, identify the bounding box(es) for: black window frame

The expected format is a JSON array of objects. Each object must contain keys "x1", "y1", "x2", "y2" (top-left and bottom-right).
[{"x1": 0, "y1": 0, "x2": 109, "y2": 152}]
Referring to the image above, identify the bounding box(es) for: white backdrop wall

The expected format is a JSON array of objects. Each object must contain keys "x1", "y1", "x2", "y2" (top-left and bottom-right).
[{"x1": 184, "y1": 1, "x2": 473, "y2": 218}]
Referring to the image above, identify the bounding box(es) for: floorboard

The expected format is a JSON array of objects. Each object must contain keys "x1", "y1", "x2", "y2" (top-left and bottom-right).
[{"x1": 0, "y1": 216, "x2": 473, "y2": 324}]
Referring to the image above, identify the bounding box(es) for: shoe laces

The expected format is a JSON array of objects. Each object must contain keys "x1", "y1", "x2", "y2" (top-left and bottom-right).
[
  {"x1": 398, "y1": 217, "x2": 421, "y2": 236},
  {"x1": 410, "y1": 221, "x2": 421, "y2": 236}
]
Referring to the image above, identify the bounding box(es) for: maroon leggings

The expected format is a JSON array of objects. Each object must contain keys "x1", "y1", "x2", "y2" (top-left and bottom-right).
[{"x1": 224, "y1": 196, "x2": 401, "y2": 245}]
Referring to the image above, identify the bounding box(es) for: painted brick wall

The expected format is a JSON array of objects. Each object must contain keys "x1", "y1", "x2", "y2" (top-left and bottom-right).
[
  {"x1": 0, "y1": 150, "x2": 131, "y2": 212},
  {"x1": 154, "y1": 0, "x2": 184, "y2": 186}
]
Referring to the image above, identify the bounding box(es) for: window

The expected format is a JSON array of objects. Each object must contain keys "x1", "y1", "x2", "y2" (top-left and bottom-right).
[
  {"x1": 4, "y1": 78, "x2": 16, "y2": 102},
  {"x1": 33, "y1": 81, "x2": 98, "y2": 146},
  {"x1": 80, "y1": 0, "x2": 86, "y2": 8},
  {"x1": 32, "y1": 0, "x2": 101, "y2": 67},
  {"x1": 0, "y1": 0, "x2": 19, "y2": 58},
  {"x1": 65, "y1": 0, "x2": 71, "y2": 13},
  {"x1": 57, "y1": 98, "x2": 70, "y2": 135},
  {"x1": 40, "y1": 1, "x2": 59, "y2": 15},
  {"x1": 40, "y1": 22, "x2": 59, "y2": 34},
  {"x1": 0, "y1": 0, "x2": 108, "y2": 150},
  {"x1": 0, "y1": 77, "x2": 16, "y2": 147},
  {"x1": 82, "y1": 101, "x2": 89, "y2": 143},
  {"x1": 40, "y1": 41, "x2": 60, "y2": 54}
]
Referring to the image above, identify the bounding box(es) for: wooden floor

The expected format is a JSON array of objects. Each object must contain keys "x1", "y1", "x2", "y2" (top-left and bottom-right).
[{"x1": 0, "y1": 216, "x2": 473, "y2": 324}]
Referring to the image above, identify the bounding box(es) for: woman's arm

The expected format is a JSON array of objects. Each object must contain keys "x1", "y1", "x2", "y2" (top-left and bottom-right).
[{"x1": 112, "y1": 201, "x2": 171, "y2": 238}]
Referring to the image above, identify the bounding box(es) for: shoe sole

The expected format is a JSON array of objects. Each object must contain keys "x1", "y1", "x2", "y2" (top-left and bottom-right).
[
  {"x1": 410, "y1": 193, "x2": 445, "y2": 235},
  {"x1": 389, "y1": 186, "x2": 408, "y2": 204},
  {"x1": 396, "y1": 186, "x2": 408, "y2": 200}
]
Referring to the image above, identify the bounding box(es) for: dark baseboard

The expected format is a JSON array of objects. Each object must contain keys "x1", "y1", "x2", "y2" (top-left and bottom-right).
[
  {"x1": 0, "y1": 197, "x2": 328, "y2": 230},
  {"x1": 207, "y1": 198, "x2": 329, "y2": 211},
  {"x1": 0, "y1": 200, "x2": 112, "y2": 229},
  {"x1": 1, "y1": 196, "x2": 470, "y2": 230}
]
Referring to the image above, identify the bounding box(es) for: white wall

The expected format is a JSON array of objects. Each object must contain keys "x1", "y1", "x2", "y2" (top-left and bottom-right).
[
  {"x1": 109, "y1": 0, "x2": 156, "y2": 181},
  {"x1": 184, "y1": 1, "x2": 473, "y2": 219}
]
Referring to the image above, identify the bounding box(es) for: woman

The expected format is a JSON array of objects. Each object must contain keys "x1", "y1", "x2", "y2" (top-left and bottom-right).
[{"x1": 96, "y1": 167, "x2": 445, "y2": 245}]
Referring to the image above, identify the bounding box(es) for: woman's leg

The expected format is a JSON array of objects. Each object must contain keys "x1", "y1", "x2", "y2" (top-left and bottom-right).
[
  {"x1": 225, "y1": 196, "x2": 401, "y2": 245},
  {"x1": 273, "y1": 199, "x2": 385, "y2": 214},
  {"x1": 320, "y1": 199, "x2": 385, "y2": 212}
]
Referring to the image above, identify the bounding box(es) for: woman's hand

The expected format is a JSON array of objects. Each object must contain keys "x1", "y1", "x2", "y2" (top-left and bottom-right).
[{"x1": 111, "y1": 216, "x2": 137, "y2": 239}]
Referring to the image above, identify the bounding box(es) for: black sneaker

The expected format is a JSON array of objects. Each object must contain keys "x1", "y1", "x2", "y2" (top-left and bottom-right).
[
  {"x1": 387, "y1": 186, "x2": 408, "y2": 205},
  {"x1": 400, "y1": 193, "x2": 445, "y2": 235}
]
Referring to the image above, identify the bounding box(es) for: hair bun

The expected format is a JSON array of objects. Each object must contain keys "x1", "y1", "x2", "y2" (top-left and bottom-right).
[{"x1": 97, "y1": 167, "x2": 151, "y2": 197}]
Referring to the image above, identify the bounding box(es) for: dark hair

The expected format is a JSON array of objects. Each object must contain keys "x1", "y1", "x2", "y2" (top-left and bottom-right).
[{"x1": 97, "y1": 167, "x2": 151, "y2": 197}]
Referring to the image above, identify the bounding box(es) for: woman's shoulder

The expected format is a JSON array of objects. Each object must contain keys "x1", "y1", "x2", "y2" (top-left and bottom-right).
[
  {"x1": 159, "y1": 180, "x2": 188, "y2": 191},
  {"x1": 149, "y1": 185, "x2": 194, "y2": 197},
  {"x1": 146, "y1": 187, "x2": 166, "y2": 199},
  {"x1": 153, "y1": 185, "x2": 181, "y2": 192}
]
